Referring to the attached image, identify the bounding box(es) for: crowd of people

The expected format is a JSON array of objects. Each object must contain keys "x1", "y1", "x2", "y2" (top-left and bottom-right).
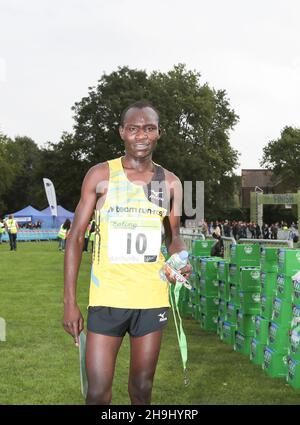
[{"x1": 200, "y1": 219, "x2": 298, "y2": 242}]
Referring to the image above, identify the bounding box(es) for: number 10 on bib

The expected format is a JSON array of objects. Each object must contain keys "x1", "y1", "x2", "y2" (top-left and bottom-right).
[{"x1": 108, "y1": 217, "x2": 162, "y2": 264}]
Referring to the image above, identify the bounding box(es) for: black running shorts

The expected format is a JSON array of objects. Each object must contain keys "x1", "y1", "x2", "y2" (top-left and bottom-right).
[{"x1": 87, "y1": 306, "x2": 169, "y2": 337}]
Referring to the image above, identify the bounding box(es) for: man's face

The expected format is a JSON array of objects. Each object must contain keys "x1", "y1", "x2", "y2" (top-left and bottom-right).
[{"x1": 119, "y1": 107, "x2": 160, "y2": 159}]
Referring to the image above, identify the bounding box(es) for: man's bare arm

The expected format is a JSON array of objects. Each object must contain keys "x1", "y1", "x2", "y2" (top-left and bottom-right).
[
  {"x1": 163, "y1": 173, "x2": 192, "y2": 279},
  {"x1": 63, "y1": 164, "x2": 102, "y2": 345}
]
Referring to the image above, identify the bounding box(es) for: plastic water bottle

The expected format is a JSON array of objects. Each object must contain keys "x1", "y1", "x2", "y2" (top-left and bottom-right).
[{"x1": 159, "y1": 250, "x2": 189, "y2": 281}]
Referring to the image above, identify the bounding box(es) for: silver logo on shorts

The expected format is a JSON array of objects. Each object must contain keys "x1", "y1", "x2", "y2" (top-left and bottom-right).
[{"x1": 158, "y1": 312, "x2": 167, "y2": 322}]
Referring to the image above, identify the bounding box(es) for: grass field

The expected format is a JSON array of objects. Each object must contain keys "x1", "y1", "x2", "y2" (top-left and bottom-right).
[{"x1": 1, "y1": 241, "x2": 300, "y2": 405}]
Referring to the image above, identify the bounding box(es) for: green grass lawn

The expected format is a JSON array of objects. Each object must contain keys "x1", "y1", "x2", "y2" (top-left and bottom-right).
[{"x1": 0, "y1": 241, "x2": 300, "y2": 405}]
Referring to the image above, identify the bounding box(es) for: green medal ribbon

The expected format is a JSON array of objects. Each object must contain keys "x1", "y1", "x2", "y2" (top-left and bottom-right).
[{"x1": 169, "y1": 281, "x2": 189, "y2": 386}]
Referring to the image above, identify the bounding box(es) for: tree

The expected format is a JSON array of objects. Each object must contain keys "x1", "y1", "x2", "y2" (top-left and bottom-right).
[
  {"x1": 70, "y1": 64, "x2": 239, "y2": 215},
  {"x1": 35, "y1": 132, "x2": 90, "y2": 211},
  {"x1": 261, "y1": 126, "x2": 300, "y2": 191},
  {"x1": 2, "y1": 136, "x2": 43, "y2": 213},
  {"x1": 0, "y1": 134, "x2": 15, "y2": 212}
]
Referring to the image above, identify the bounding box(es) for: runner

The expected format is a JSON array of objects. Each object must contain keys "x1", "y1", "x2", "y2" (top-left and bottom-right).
[{"x1": 63, "y1": 101, "x2": 191, "y2": 405}]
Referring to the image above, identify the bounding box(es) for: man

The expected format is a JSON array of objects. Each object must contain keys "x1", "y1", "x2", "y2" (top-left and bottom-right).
[
  {"x1": 0, "y1": 219, "x2": 5, "y2": 244},
  {"x1": 4, "y1": 214, "x2": 19, "y2": 251},
  {"x1": 63, "y1": 101, "x2": 191, "y2": 405}
]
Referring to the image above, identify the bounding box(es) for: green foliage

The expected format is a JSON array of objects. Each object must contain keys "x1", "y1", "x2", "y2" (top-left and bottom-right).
[
  {"x1": 0, "y1": 134, "x2": 15, "y2": 211},
  {"x1": 0, "y1": 135, "x2": 44, "y2": 213},
  {"x1": 261, "y1": 126, "x2": 300, "y2": 190},
  {"x1": 0, "y1": 64, "x2": 240, "y2": 214},
  {"x1": 71, "y1": 64, "x2": 240, "y2": 214}
]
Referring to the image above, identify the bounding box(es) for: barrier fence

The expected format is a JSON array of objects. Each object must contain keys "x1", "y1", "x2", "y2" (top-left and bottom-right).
[
  {"x1": 0, "y1": 229, "x2": 58, "y2": 242},
  {"x1": 180, "y1": 229, "x2": 294, "y2": 260}
]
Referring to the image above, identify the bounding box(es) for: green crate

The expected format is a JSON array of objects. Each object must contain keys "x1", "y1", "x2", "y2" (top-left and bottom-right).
[
  {"x1": 189, "y1": 254, "x2": 197, "y2": 273},
  {"x1": 236, "y1": 311, "x2": 255, "y2": 336},
  {"x1": 288, "y1": 325, "x2": 300, "y2": 360},
  {"x1": 286, "y1": 356, "x2": 300, "y2": 389},
  {"x1": 278, "y1": 249, "x2": 300, "y2": 276},
  {"x1": 239, "y1": 290, "x2": 261, "y2": 315},
  {"x1": 218, "y1": 280, "x2": 230, "y2": 301},
  {"x1": 225, "y1": 302, "x2": 238, "y2": 324},
  {"x1": 192, "y1": 239, "x2": 215, "y2": 256},
  {"x1": 200, "y1": 312, "x2": 218, "y2": 332},
  {"x1": 263, "y1": 346, "x2": 288, "y2": 378},
  {"x1": 199, "y1": 276, "x2": 219, "y2": 296},
  {"x1": 189, "y1": 287, "x2": 197, "y2": 303},
  {"x1": 260, "y1": 294, "x2": 274, "y2": 320},
  {"x1": 189, "y1": 272, "x2": 200, "y2": 288},
  {"x1": 272, "y1": 297, "x2": 292, "y2": 326},
  {"x1": 250, "y1": 337, "x2": 265, "y2": 365},
  {"x1": 229, "y1": 263, "x2": 240, "y2": 285},
  {"x1": 260, "y1": 247, "x2": 279, "y2": 273},
  {"x1": 276, "y1": 274, "x2": 293, "y2": 301},
  {"x1": 218, "y1": 298, "x2": 227, "y2": 318},
  {"x1": 200, "y1": 257, "x2": 220, "y2": 279},
  {"x1": 217, "y1": 260, "x2": 229, "y2": 282},
  {"x1": 192, "y1": 304, "x2": 201, "y2": 322},
  {"x1": 234, "y1": 331, "x2": 251, "y2": 356},
  {"x1": 267, "y1": 321, "x2": 290, "y2": 351},
  {"x1": 292, "y1": 278, "x2": 300, "y2": 306},
  {"x1": 230, "y1": 243, "x2": 260, "y2": 266},
  {"x1": 199, "y1": 295, "x2": 219, "y2": 314},
  {"x1": 254, "y1": 315, "x2": 269, "y2": 343},
  {"x1": 260, "y1": 272, "x2": 277, "y2": 296},
  {"x1": 292, "y1": 304, "x2": 300, "y2": 325},
  {"x1": 193, "y1": 256, "x2": 202, "y2": 275},
  {"x1": 221, "y1": 321, "x2": 236, "y2": 345},
  {"x1": 240, "y1": 267, "x2": 261, "y2": 291},
  {"x1": 217, "y1": 317, "x2": 223, "y2": 336},
  {"x1": 229, "y1": 284, "x2": 241, "y2": 308}
]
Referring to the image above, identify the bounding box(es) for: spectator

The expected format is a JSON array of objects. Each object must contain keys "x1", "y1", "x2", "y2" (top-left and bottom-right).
[
  {"x1": 0, "y1": 219, "x2": 5, "y2": 244},
  {"x1": 4, "y1": 214, "x2": 19, "y2": 251},
  {"x1": 223, "y1": 220, "x2": 231, "y2": 237},
  {"x1": 57, "y1": 219, "x2": 71, "y2": 251},
  {"x1": 211, "y1": 230, "x2": 224, "y2": 257}
]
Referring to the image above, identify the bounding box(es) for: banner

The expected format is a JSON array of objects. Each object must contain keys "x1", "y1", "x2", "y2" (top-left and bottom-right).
[{"x1": 43, "y1": 178, "x2": 57, "y2": 216}]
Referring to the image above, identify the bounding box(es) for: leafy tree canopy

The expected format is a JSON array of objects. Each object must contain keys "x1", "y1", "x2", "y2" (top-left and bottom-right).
[
  {"x1": 261, "y1": 126, "x2": 300, "y2": 191},
  {"x1": 71, "y1": 64, "x2": 239, "y2": 214}
]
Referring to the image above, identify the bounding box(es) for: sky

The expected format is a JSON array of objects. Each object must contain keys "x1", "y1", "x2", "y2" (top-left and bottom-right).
[{"x1": 1, "y1": 0, "x2": 300, "y2": 173}]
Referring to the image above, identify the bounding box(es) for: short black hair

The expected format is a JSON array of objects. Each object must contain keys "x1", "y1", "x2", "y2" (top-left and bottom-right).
[{"x1": 120, "y1": 101, "x2": 160, "y2": 126}]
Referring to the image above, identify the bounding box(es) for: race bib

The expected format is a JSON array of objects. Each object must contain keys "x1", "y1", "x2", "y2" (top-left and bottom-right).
[{"x1": 108, "y1": 217, "x2": 161, "y2": 264}]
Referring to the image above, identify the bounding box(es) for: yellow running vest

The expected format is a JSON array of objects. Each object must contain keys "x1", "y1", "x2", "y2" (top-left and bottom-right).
[{"x1": 89, "y1": 157, "x2": 170, "y2": 309}]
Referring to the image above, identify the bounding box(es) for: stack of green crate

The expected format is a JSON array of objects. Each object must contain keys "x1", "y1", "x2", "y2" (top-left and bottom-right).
[
  {"x1": 179, "y1": 271, "x2": 198, "y2": 318},
  {"x1": 286, "y1": 274, "x2": 300, "y2": 389},
  {"x1": 263, "y1": 249, "x2": 300, "y2": 378},
  {"x1": 181, "y1": 239, "x2": 210, "y2": 319},
  {"x1": 251, "y1": 247, "x2": 278, "y2": 366},
  {"x1": 217, "y1": 259, "x2": 230, "y2": 337},
  {"x1": 199, "y1": 257, "x2": 221, "y2": 331},
  {"x1": 229, "y1": 244, "x2": 260, "y2": 355},
  {"x1": 190, "y1": 239, "x2": 216, "y2": 276},
  {"x1": 235, "y1": 267, "x2": 261, "y2": 356}
]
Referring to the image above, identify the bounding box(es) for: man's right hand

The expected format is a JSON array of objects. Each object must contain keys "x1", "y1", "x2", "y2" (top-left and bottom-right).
[{"x1": 63, "y1": 303, "x2": 84, "y2": 347}]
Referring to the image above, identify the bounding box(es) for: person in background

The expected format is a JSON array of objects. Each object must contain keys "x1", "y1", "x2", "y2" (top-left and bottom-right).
[
  {"x1": 4, "y1": 214, "x2": 19, "y2": 251},
  {"x1": 83, "y1": 220, "x2": 92, "y2": 253},
  {"x1": 0, "y1": 219, "x2": 5, "y2": 244},
  {"x1": 201, "y1": 220, "x2": 208, "y2": 237},
  {"x1": 223, "y1": 220, "x2": 231, "y2": 237},
  {"x1": 210, "y1": 227, "x2": 224, "y2": 257},
  {"x1": 57, "y1": 219, "x2": 71, "y2": 251},
  {"x1": 255, "y1": 223, "x2": 261, "y2": 239}
]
